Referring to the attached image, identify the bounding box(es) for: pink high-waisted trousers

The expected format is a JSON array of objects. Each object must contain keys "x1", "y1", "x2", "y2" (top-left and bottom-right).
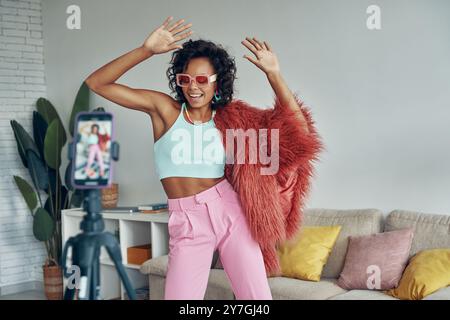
[{"x1": 164, "y1": 178, "x2": 272, "y2": 300}]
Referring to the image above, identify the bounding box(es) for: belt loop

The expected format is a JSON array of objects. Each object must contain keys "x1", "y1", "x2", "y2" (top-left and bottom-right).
[
  {"x1": 214, "y1": 185, "x2": 222, "y2": 198},
  {"x1": 215, "y1": 180, "x2": 227, "y2": 198},
  {"x1": 178, "y1": 199, "x2": 185, "y2": 211},
  {"x1": 194, "y1": 193, "x2": 203, "y2": 204}
]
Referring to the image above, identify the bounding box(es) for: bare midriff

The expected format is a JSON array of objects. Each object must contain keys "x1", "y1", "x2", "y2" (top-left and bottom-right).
[{"x1": 161, "y1": 176, "x2": 226, "y2": 199}]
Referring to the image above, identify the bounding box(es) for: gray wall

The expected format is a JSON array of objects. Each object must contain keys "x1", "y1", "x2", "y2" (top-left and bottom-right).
[{"x1": 41, "y1": 0, "x2": 450, "y2": 215}]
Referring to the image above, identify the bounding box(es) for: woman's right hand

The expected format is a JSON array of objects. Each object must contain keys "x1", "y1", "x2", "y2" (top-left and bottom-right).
[{"x1": 143, "y1": 16, "x2": 193, "y2": 55}]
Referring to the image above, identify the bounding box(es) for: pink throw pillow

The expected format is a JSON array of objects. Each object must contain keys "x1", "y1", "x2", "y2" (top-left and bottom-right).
[{"x1": 337, "y1": 228, "x2": 414, "y2": 290}]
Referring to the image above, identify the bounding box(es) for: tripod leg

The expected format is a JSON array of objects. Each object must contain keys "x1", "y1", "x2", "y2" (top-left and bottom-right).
[
  {"x1": 76, "y1": 237, "x2": 96, "y2": 300},
  {"x1": 113, "y1": 257, "x2": 137, "y2": 300},
  {"x1": 64, "y1": 286, "x2": 76, "y2": 300},
  {"x1": 62, "y1": 238, "x2": 76, "y2": 300},
  {"x1": 103, "y1": 235, "x2": 137, "y2": 300},
  {"x1": 91, "y1": 246, "x2": 101, "y2": 299}
]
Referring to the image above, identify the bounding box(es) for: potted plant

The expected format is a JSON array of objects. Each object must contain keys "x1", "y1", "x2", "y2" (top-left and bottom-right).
[{"x1": 10, "y1": 82, "x2": 92, "y2": 299}]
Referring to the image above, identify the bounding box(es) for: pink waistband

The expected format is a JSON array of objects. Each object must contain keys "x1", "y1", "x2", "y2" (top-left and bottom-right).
[{"x1": 167, "y1": 178, "x2": 233, "y2": 211}]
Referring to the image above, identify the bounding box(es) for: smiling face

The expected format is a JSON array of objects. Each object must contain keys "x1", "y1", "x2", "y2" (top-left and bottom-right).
[{"x1": 181, "y1": 57, "x2": 217, "y2": 109}]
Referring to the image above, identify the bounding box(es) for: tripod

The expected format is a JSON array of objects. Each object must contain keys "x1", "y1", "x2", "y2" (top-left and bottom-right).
[{"x1": 62, "y1": 134, "x2": 136, "y2": 300}]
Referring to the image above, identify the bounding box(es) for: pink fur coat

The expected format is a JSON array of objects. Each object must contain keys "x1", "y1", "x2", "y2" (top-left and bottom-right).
[{"x1": 213, "y1": 93, "x2": 324, "y2": 276}]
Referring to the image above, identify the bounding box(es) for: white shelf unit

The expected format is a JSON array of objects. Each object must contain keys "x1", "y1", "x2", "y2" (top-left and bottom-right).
[{"x1": 61, "y1": 208, "x2": 169, "y2": 300}]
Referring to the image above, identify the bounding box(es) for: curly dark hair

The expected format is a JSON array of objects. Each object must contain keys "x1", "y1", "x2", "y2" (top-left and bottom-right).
[
  {"x1": 91, "y1": 124, "x2": 99, "y2": 133},
  {"x1": 166, "y1": 39, "x2": 237, "y2": 109}
]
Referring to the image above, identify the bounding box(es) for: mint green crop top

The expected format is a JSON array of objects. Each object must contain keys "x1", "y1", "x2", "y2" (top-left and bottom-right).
[
  {"x1": 87, "y1": 134, "x2": 98, "y2": 145},
  {"x1": 153, "y1": 102, "x2": 226, "y2": 180}
]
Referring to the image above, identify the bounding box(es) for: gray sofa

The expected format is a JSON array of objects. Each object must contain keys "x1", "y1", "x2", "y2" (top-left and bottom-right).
[{"x1": 140, "y1": 208, "x2": 450, "y2": 300}]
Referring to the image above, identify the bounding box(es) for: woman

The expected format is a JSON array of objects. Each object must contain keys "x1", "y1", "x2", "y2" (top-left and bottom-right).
[
  {"x1": 80, "y1": 123, "x2": 105, "y2": 178},
  {"x1": 85, "y1": 16, "x2": 320, "y2": 300}
]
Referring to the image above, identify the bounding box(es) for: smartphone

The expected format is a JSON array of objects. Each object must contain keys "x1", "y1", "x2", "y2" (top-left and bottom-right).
[{"x1": 71, "y1": 112, "x2": 114, "y2": 189}]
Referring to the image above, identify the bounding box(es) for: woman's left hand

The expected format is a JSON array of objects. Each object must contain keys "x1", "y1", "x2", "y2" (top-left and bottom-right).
[{"x1": 241, "y1": 37, "x2": 280, "y2": 75}]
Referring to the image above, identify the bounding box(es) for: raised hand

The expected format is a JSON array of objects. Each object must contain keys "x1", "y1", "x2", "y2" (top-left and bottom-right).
[
  {"x1": 241, "y1": 37, "x2": 280, "y2": 76},
  {"x1": 143, "y1": 16, "x2": 193, "y2": 54}
]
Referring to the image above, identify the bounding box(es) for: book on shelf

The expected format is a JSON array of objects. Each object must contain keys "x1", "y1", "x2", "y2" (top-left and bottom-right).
[
  {"x1": 137, "y1": 202, "x2": 168, "y2": 211},
  {"x1": 101, "y1": 206, "x2": 140, "y2": 213},
  {"x1": 139, "y1": 208, "x2": 168, "y2": 214}
]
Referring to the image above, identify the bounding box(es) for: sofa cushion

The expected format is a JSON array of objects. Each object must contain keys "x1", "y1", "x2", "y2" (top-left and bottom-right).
[
  {"x1": 141, "y1": 253, "x2": 220, "y2": 275},
  {"x1": 384, "y1": 210, "x2": 450, "y2": 257},
  {"x1": 205, "y1": 269, "x2": 235, "y2": 300},
  {"x1": 141, "y1": 256, "x2": 235, "y2": 299},
  {"x1": 422, "y1": 286, "x2": 450, "y2": 300},
  {"x1": 212, "y1": 250, "x2": 223, "y2": 269},
  {"x1": 329, "y1": 290, "x2": 398, "y2": 300},
  {"x1": 384, "y1": 249, "x2": 450, "y2": 300},
  {"x1": 337, "y1": 228, "x2": 414, "y2": 290},
  {"x1": 268, "y1": 276, "x2": 347, "y2": 300},
  {"x1": 303, "y1": 208, "x2": 384, "y2": 278},
  {"x1": 146, "y1": 269, "x2": 235, "y2": 300},
  {"x1": 277, "y1": 225, "x2": 342, "y2": 281},
  {"x1": 148, "y1": 274, "x2": 166, "y2": 300}
]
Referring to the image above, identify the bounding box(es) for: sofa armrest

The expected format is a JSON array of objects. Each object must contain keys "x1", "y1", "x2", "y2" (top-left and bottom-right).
[{"x1": 140, "y1": 255, "x2": 168, "y2": 276}]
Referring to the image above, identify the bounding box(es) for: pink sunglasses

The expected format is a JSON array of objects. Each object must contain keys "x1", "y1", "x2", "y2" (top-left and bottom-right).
[{"x1": 176, "y1": 73, "x2": 217, "y2": 87}]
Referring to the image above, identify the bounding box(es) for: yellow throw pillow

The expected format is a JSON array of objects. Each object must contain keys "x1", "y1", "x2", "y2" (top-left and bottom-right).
[
  {"x1": 277, "y1": 225, "x2": 342, "y2": 281},
  {"x1": 384, "y1": 248, "x2": 450, "y2": 300}
]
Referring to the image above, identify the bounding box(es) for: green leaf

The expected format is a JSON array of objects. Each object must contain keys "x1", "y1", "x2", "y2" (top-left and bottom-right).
[
  {"x1": 10, "y1": 120, "x2": 40, "y2": 169},
  {"x1": 33, "y1": 208, "x2": 55, "y2": 241},
  {"x1": 32, "y1": 111, "x2": 48, "y2": 161},
  {"x1": 44, "y1": 119, "x2": 67, "y2": 169},
  {"x1": 13, "y1": 175, "x2": 37, "y2": 212},
  {"x1": 64, "y1": 160, "x2": 74, "y2": 191},
  {"x1": 44, "y1": 185, "x2": 68, "y2": 222},
  {"x1": 27, "y1": 150, "x2": 49, "y2": 191},
  {"x1": 46, "y1": 167, "x2": 62, "y2": 197},
  {"x1": 36, "y1": 97, "x2": 61, "y2": 126},
  {"x1": 69, "y1": 82, "x2": 90, "y2": 137}
]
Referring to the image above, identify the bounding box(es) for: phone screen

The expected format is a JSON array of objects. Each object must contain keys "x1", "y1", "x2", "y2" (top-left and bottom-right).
[{"x1": 72, "y1": 112, "x2": 113, "y2": 188}]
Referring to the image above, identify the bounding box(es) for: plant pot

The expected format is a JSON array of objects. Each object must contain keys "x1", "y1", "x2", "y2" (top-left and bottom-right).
[
  {"x1": 43, "y1": 259, "x2": 63, "y2": 300},
  {"x1": 101, "y1": 183, "x2": 119, "y2": 208}
]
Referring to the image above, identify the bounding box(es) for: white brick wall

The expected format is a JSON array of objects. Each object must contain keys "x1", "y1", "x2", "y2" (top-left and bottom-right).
[{"x1": 0, "y1": 0, "x2": 48, "y2": 290}]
